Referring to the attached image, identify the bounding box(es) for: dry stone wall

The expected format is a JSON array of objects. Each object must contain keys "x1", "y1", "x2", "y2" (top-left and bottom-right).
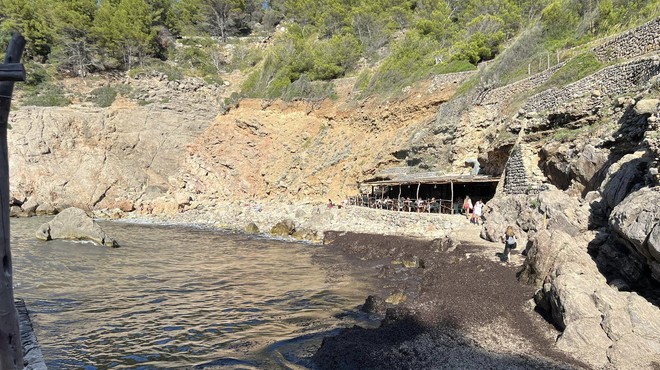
[
  {"x1": 523, "y1": 56, "x2": 660, "y2": 113},
  {"x1": 342, "y1": 206, "x2": 464, "y2": 237},
  {"x1": 504, "y1": 148, "x2": 528, "y2": 195},
  {"x1": 594, "y1": 17, "x2": 660, "y2": 62},
  {"x1": 474, "y1": 18, "x2": 660, "y2": 111},
  {"x1": 478, "y1": 61, "x2": 567, "y2": 107}
]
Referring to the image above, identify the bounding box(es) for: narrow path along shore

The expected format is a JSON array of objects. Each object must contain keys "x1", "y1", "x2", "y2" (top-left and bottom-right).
[{"x1": 447, "y1": 222, "x2": 528, "y2": 266}]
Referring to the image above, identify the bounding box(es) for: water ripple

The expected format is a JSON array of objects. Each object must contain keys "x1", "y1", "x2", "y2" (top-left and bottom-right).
[{"x1": 11, "y1": 217, "x2": 377, "y2": 368}]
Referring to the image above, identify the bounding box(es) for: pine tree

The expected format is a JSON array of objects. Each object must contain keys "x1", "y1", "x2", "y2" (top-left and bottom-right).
[
  {"x1": 93, "y1": 0, "x2": 156, "y2": 68},
  {"x1": 0, "y1": 0, "x2": 56, "y2": 60},
  {"x1": 51, "y1": 0, "x2": 98, "y2": 76}
]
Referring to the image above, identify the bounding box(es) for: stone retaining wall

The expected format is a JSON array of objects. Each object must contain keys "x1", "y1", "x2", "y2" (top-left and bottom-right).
[
  {"x1": 523, "y1": 56, "x2": 660, "y2": 113},
  {"x1": 342, "y1": 205, "x2": 464, "y2": 238},
  {"x1": 504, "y1": 148, "x2": 528, "y2": 195},
  {"x1": 593, "y1": 17, "x2": 660, "y2": 62},
  {"x1": 478, "y1": 61, "x2": 567, "y2": 107},
  {"x1": 16, "y1": 299, "x2": 46, "y2": 370},
  {"x1": 475, "y1": 18, "x2": 660, "y2": 110}
]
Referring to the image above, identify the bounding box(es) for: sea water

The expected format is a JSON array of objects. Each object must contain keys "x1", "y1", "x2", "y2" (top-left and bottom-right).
[{"x1": 11, "y1": 217, "x2": 376, "y2": 369}]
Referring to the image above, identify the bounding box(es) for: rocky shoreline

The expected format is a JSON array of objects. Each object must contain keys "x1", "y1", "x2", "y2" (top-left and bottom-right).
[
  {"x1": 13, "y1": 182, "x2": 660, "y2": 369},
  {"x1": 99, "y1": 190, "x2": 660, "y2": 370},
  {"x1": 6, "y1": 18, "x2": 660, "y2": 369}
]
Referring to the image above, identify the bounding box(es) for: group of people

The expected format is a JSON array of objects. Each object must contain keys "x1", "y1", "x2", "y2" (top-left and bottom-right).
[{"x1": 461, "y1": 196, "x2": 484, "y2": 225}]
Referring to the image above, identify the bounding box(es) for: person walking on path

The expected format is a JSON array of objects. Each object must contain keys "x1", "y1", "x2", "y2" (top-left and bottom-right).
[
  {"x1": 499, "y1": 226, "x2": 517, "y2": 262},
  {"x1": 472, "y1": 200, "x2": 483, "y2": 225},
  {"x1": 463, "y1": 196, "x2": 472, "y2": 220}
]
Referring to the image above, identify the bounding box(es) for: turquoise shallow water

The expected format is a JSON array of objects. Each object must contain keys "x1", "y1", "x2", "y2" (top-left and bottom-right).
[{"x1": 11, "y1": 217, "x2": 376, "y2": 369}]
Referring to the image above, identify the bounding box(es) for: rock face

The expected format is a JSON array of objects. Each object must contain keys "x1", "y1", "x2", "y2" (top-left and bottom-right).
[
  {"x1": 609, "y1": 187, "x2": 660, "y2": 281},
  {"x1": 539, "y1": 142, "x2": 609, "y2": 194},
  {"x1": 485, "y1": 190, "x2": 660, "y2": 369},
  {"x1": 35, "y1": 207, "x2": 119, "y2": 247},
  {"x1": 9, "y1": 105, "x2": 210, "y2": 214},
  {"x1": 599, "y1": 151, "x2": 651, "y2": 211},
  {"x1": 9, "y1": 73, "x2": 457, "y2": 216}
]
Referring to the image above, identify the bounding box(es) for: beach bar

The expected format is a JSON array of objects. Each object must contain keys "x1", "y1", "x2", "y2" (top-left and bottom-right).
[{"x1": 352, "y1": 174, "x2": 500, "y2": 213}]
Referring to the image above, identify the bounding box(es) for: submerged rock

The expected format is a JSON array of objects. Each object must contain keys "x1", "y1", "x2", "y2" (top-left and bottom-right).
[
  {"x1": 270, "y1": 219, "x2": 295, "y2": 237},
  {"x1": 244, "y1": 222, "x2": 259, "y2": 234},
  {"x1": 35, "y1": 207, "x2": 120, "y2": 247},
  {"x1": 361, "y1": 295, "x2": 387, "y2": 315}
]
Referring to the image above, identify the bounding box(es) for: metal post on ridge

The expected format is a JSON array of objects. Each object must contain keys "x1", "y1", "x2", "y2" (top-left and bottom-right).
[{"x1": 0, "y1": 33, "x2": 26, "y2": 370}]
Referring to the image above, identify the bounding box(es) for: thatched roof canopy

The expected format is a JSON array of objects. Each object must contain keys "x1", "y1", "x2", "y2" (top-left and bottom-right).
[{"x1": 361, "y1": 174, "x2": 500, "y2": 187}]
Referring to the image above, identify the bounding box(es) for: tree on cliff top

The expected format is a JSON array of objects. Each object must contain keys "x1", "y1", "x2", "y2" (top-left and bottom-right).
[{"x1": 0, "y1": 0, "x2": 658, "y2": 100}]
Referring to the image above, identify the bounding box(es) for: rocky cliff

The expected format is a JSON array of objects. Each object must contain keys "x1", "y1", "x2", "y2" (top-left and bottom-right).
[
  {"x1": 475, "y1": 18, "x2": 660, "y2": 367},
  {"x1": 7, "y1": 17, "x2": 660, "y2": 369},
  {"x1": 9, "y1": 70, "x2": 468, "y2": 213}
]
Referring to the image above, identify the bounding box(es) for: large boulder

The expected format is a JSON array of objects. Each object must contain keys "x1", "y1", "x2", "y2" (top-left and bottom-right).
[
  {"x1": 35, "y1": 203, "x2": 57, "y2": 216},
  {"x1": 244, "y1": 222, "x2": 260, "y2": 234},
  {"x1": 493, "y1": 186, "x2": 660, "y2": 369},
  {"x1": 480, "y1": 194, "x2": 537, "y2": 242},
  {"x1": 539, "y1": 142, "x2": 609, "y2": 193},
  {"x1": 633, "y1": 98, "x2": 659, "y2": 115},
  {"x1": 609, "y1": 186, "x2": 660, "y2": 281},
  {"x1": 526, "y1": 229, "x2": 660, "y2": 369},
  {"x1": 520, "y1": 229, "x2": 592, "y2": 287},
  {"x1": 536, "y1": 190, "x2": 590, "y2": 236},
  {"x1": 481, "y1": 189, "x2": 589, "y2": 243},
  {"x1": 599, "y1": 151, "x2": 650, "y2": 210},
  {"x1": 35, "y1": 207, "x2": 120, "y2": 247}
]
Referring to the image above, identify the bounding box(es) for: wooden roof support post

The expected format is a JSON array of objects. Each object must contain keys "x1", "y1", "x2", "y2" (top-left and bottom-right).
[
  {"x1": 450, "y1": 181, "x2": 454, "y2": 214},
  {"x1": 0, "y1": 33, "x2": 26, "y2": 370}
]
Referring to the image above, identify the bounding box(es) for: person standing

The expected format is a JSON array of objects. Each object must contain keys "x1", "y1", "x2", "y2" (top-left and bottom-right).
[
  {"x1": 500, "y1": 226, "x2": 517, "y2": 262},
  {"x1": 463, "y1": 196, "x2": 472, "y2": 219},
  {"x1": 472, "y1": 200, "x2": 483, "y2": 225}
]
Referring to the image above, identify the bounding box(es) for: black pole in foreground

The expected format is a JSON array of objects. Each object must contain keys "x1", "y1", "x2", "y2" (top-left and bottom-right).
[{"x1": 0, "y1": 33, "x2": 26, "y2": 370}]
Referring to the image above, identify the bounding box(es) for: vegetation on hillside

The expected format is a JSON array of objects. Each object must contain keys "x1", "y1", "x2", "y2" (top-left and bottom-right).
[{"x1": 0, "y1": 0, "x2": 658, "y2": 105}]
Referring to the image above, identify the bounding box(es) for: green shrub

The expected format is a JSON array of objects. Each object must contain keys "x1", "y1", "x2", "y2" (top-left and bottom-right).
[
  {"x1": 451, "y1": 15, "x2": 506, "y2": 65},
  {"x1": 21, "y1": 84, "x2": 71, "y2": 107},
  {"x1": 229, "y1": 44, "x2": 264, "y2": 71},
  {"x1": 114, "y1": 83, "x2": 133, "y2": 97},
  {"x1": 362, "y1": 31, "x2": 442, "y2": 96},
  {"x1": 542, "y1": 52, "x2": 602, "y2": 89},
  {"x1": 309, "y1": 33, "x2": 362, "y2": 80},
  {"x1": 281, "y1": 75, "x2": 335, "y2": 102},
  {"x1": 24, "y1": 62, "x2": 50, "y2": 86},
  {"x1": 353, "y1": 69, "x2": 372, "y2": 93},
  {"x1": 88, "y1": 86, "x2": 117, "y2": 107},
  {"x1": 240, "y1": 24, "x2": 362, "y2": 99}
]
